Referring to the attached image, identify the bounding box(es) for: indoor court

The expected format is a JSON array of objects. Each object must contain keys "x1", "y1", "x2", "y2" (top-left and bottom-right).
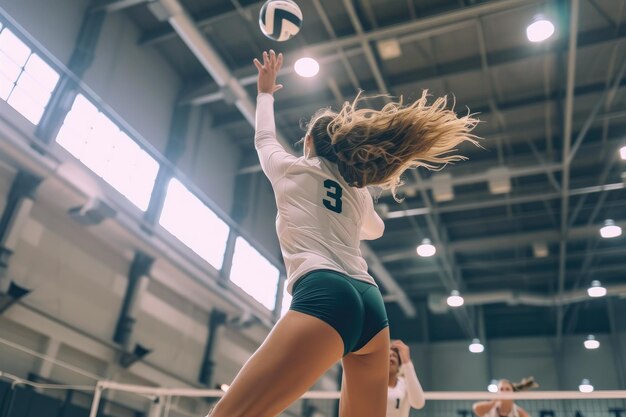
[{"x1": 0, "y1": 0, "x2": 625, "y2": 416}]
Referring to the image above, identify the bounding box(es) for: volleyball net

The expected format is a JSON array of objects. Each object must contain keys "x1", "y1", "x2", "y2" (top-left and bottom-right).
[
  {"x1": 1, "y1": 372, "x2": 625, "y2": 417},
  {"x1": 85, "y1": 380, "x2": 626, "y2": 417}
]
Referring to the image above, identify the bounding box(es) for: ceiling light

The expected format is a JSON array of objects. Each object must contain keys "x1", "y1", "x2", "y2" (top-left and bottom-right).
[
  {"x1": 447, "y1": 290, "x2": 464, "y2": 307},
  {"x1": 488, "y1": 380, "x2": 499, "y2": 393},
  {"x1": 377, "y1": 38, "x2": 402, "y2": 60},
  {"x1": 526, "y1": 15, "x2": 555, "y2": 42},
  {"x1": 620, "y1": 146, "x2": 626, "y2": 160},
  {"x1": 532, "y1": 242, "x2": 549, "y2": 258},
  {"x1": 469, "y1": 338, "x2": 484, "y2": 353},
  {"x1": 587, "y1": 280, "x2": 606, "y2": 298},
  {"x1": 584, "y1": 335, "x2": 600, "y2": 350},
  {"x1": 600, "y1": 219, "x2": 622, "y2": 238},
  {"x1": 487, "y1": 167, "x2": 511, "y2": 194},
  {"x1": 579, "y1": 379, "x2": 594, "y2": 393},
  {"x1": 294, "y1": 57, "x2": 319, "y2": 77},
  {"x1": 432, "y1": 173, "x2": 454, "y2": 202},
  {"x1": 416, "y1": 238, "x2": 436, "y2": 257}
]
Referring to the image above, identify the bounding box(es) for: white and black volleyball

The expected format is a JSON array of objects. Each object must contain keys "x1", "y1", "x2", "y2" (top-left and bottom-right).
[{"x1": 259, "y1": 0, "x2": 303, "y2": 42}]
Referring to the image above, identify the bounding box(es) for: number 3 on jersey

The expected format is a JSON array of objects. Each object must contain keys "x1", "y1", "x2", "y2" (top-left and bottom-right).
[{"x1": 323, "y1": 179, "x2": 343, "y2": 213}]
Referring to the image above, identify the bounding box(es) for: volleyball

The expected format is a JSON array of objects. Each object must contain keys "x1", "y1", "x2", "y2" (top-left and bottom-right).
[{"x1": 259, "y1": 0, "x2": 303, "y2": 42}]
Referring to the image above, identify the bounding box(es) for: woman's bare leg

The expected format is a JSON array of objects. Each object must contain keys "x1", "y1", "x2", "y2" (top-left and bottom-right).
[
  {"x1": 208, "y1": 310, "x2": 343, "y2": 417},
  {"x1": 338, "y1": 327, "x2": 390, "y2": 417}
]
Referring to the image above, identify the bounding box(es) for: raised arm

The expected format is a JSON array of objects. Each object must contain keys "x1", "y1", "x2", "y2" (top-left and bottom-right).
[
  {"x1": 517, "y1": 406, "x2": 531, "y2": 417},
  {"x1": 473, "y1": 401, "x2": 497, "y2": 417},
  {"x1": 401, "y1": 362, "x2": 426, "y2": 409},
  {"x1": 253, "y1": 50, "x2": 296, "y2": 183},
  {"x1": 392, "y1": 340, "x2": 425, "y2": 409}
]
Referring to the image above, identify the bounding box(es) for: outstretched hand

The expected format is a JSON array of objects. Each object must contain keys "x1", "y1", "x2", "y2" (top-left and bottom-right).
[{"x1": 253, "y1": 50, "x2": 284, "y2": 95}]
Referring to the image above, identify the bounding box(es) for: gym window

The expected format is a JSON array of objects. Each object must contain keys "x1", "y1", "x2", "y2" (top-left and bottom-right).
[
  {"x1": 230, "y1": 236, "x2": 279, "y2": 311},
  {"x1": 159, "y1": 178, "x2": 230, "y2": 270},
  {"x1": 56, "y1": 94, "x2": 160, "y2": 211},
  {"x1": 0, "y1": 25, "x2": 60, "y2": 124}
]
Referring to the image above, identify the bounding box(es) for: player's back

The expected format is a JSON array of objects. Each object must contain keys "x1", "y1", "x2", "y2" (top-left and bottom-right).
[{"x1": 275, "y1": 157, "x2": 376, "y2": 293}]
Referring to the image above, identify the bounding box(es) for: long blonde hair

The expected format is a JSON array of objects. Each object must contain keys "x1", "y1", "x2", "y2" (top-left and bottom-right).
[{"x1": 306, "y1": 91, "x2": 480, "y2": 200}]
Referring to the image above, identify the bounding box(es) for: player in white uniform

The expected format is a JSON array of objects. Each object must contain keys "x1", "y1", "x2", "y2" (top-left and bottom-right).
[
  {"x1": 208, "y1": 50, "x2": 479, "y2": 417},
  {"x1": 387, "y1": 340, "x2": 425, "y2": 417},
  {"x1": 473, "y1": 379, "x2": 536, "y2": 417}
]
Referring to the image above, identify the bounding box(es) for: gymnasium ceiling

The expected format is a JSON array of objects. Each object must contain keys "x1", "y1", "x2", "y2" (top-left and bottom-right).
[{"x1": 107, "y1": 0, "x2": 626, "y2": 343}]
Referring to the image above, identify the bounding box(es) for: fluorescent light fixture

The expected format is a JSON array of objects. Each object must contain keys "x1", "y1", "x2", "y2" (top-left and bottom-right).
[
  {"x1": 432, "y1": 173, "x2": 454, "y2": 202},
  {"x1": 579, "y1": 379, "x2": 593, "y2": 393},
  {"x1": 377, "y1": 38, "x2": 402, "y2": 60},
  {"x1": 469, "y1": 338, "x2": 484, "y2": 353},
  {"x1": 584, "y1": 335, "x2": 600, "y2": 350},
  {"x1": 526, "y1": 14, "x2": 555, "y2": 42},
  {"x1": 294, "y1": 57, "x2": 319, "y2": 77},
  {"x1": 600, "y1": 219, "x2": 622, "y2": 238},
  {"x1": 416, "y1": 238, "x2": 436, "y2": 257},
  {"x1": 587, "y1": 280, "x2": 607, "y2": 298},
  {"x1": 487, "y1": 167, "x2": 511, "y2": 194},
  {"x1": 447, "y1": 290, "x2": 464, "y2": 307},
  {"x1": 532, "y1": 242, "x2": 549, "y2": 258}
]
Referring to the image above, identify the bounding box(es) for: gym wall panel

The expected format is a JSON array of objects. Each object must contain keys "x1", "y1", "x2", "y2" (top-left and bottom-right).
[
  {"x1": 51, "y1": 343, "x2": 108, "y2": 384},
  {"x1": 559, "y1": 334, "x2": 619, "y2": 390},
  {"x1": 238, "y1": 175, "x2": 282, "y2": 260},
  {"x1": 0, "y1": 0, "x2": 87, "y2": 65},
  {"x1": 0, "y1": 317, "x2": 47, "y2": 378},
  {"x1": 490, "y1": 337, "x2": 560, "y2": 390},
  {"x1": 409, "y1": 333, "x2": 626, "y2": 391},
  {"x1": 82, "y1": 10, "x2": 181, "y2": 154},
  {"x1": 0, "y1": 162, "x2": 15, "y2": 217},
  {"x1": 175, "y1": 107, "x2": 242, "y2": 215},
  {"x1": 6, "y1": 204, "x2": 128, "y2": 343},
  {"x1": 427, "y1": 340, "x2": 489, "y2": 391}
]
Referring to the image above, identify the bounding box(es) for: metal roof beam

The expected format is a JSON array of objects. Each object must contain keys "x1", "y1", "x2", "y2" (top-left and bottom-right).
[
  {"x1": 182, "y1": 24, "x2": 626, "y2": 106},
  {"x1": 378, "y1": 220, "x2": 626, "y2": 261}
]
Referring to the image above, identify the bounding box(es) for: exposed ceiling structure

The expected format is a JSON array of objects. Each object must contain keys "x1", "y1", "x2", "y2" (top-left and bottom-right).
[{"x1": 103, "y1": 0, "x2": 626, "y2": 343}]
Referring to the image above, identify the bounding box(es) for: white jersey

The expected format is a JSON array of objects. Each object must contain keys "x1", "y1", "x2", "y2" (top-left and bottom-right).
[
  {"x1": 485, "y1": 405, "x2": 521, "y2": 417},
  {"x1": 386, "y1": 363, "x2": 426, "y2": 417},
  {"x1": 255, "y1": 93, "x2": 384, "y2": 293}
]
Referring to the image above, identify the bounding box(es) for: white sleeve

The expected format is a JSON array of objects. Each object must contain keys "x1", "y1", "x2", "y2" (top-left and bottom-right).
[
  {"x1": 255, "y1": 93, "x2": 297, "y2": 183},
  {"x1": 359, "y1": 189, "x2": 384, "y2": 240},
  {"x1": 401, "y1": 363, "x2": 426, "y2": 409}
]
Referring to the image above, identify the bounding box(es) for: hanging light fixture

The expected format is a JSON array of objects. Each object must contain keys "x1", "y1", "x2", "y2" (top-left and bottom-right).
[
  {"x1": 584, "y1": 335, "x2": 600, "y2": 350},
  {"x1": 469, "y1": 338, "x2": 485, "y2": 353},
  {"x1": 447, "y1": 290, "x2": 464, "y2": 307},
  {"x1": 587, "y1": 280, "x2": 607, "y2": 298},
  {"x1": 526, "y1": 14, "x2": 555, "y2": 42},
  {"x1": 579, "y1": 379, "x2": 594, "y2": 393},
  {"x1": 600, "y1": 219, "x2": 622, "y2": 238},
  {"x1": 416, "y1": 238, "x2": 436, "y2": 257}
]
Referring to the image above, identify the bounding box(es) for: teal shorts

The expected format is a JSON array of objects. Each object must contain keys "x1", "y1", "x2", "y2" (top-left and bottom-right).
[{"x1": 290, "y1": 269, "x2": 389, "y2": 356}]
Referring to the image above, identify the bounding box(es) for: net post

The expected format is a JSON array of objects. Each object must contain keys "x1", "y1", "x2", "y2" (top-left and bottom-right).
[{"x1": 88, "y1": 381, "x2": 104, "y2": 417}]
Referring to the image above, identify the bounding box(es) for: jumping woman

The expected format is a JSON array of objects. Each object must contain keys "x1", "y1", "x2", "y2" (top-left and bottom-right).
[{"x1": 208, "y1": 49, "x2": 479, "y2": 417}]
